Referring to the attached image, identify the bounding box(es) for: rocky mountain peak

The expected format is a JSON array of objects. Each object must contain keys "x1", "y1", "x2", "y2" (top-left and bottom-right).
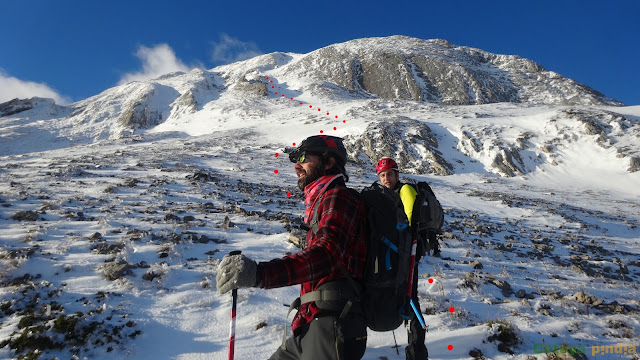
[{"x1": 275, "y1": 36, "x2": 623, "y2": 106}]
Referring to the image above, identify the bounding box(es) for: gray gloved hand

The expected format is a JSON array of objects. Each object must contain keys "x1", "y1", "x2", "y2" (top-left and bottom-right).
[{"x1": 216, "y1": 254, "x2": 258, "y2": 294}]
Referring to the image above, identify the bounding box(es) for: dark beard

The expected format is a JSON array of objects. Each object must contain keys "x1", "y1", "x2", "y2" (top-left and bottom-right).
[{"x1": 297, "y1": 161, "x2": 325, "y2": 191}]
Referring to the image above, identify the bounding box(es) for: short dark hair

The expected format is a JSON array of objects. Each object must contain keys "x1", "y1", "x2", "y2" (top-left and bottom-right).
[{"x1": 319, "y1": 152, "x2": 349, "y2": 182}]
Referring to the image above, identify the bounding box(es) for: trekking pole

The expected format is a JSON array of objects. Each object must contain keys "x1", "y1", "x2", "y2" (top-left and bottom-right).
[
  {"x1": 227, "y1": 250, "x2": 242, "y2": 360},
  {"x1": 407, "y1": 237, "x2": 428, "y2": 330}
]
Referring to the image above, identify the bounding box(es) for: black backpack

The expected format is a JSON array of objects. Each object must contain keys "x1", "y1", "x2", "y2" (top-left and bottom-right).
[
  {"x1": 358, "y1": 181, "x2": 414, "y2": 331},
  {"x1": 299, "y1": 181, "x2": 440, "y2": 332},
  {"x1": 412, "y1": 181, "x2": 444, "y2": 254}
]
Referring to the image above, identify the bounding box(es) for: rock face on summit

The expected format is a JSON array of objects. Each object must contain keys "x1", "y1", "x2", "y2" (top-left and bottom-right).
[{"x1": 280, "y1": 36, "x2": 623, "y2": 106}]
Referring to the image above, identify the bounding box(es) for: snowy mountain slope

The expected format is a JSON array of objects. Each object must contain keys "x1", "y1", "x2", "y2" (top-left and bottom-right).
[
  {"x1": 0, "y1": 37, "x2": 626, "y2": 148},
  {"x1": 0, "y1": 130, "x2": 638, "y2": 360},
  {"x1": 1, "y1": 35, "x2": 639, "y2": 360},
  {"x1": 2, "y1": 93, "x2": 639, "y2": 180}
]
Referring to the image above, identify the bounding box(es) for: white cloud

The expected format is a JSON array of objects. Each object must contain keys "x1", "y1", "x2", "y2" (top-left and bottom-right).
[
  {"x1": 118, "y1": 44, "x2": 193, "y2": 85},
  {"x1": 211, "y1": 33, "x2": 263, "y2": 64},
  {"x1": 0, "y1": 70, "x2": 70, "y2": 105}
]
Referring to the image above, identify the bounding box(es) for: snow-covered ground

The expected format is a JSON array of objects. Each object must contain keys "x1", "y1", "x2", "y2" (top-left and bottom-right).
[{"x1": 1, "y1": 73, "x2": 639, "y2": 360}]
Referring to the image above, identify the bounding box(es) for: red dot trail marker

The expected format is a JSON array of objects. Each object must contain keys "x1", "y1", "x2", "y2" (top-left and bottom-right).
[
  {"x1": 428, "y1": 278, "x2": 434, "y2": 284},
  {"x1": 448, "y1": 345, "x2": 453, "y2": 351},
  {"x1": 261, "y1": 75, "x2": 355, "y2": 199},
  {"x1": 449, "y1": 307, "x2": 455, "y2": 313}
]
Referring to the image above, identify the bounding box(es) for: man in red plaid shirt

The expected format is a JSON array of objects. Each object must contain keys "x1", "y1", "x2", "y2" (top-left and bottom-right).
[{"x1": 217, "y1": 135, "x2": 368, "y2": 360}]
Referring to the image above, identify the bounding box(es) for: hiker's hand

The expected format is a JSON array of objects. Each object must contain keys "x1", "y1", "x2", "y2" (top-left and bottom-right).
[{"x1": 216, "y1": 254, "x2": 258, "y2": 294}]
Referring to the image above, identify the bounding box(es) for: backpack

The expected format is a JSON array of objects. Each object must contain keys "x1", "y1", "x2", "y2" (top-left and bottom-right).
[
  {"x1": 304, "y1": 182, "x2": 414, "y2": 332},
  {"x1": 412, "y1": 182, "x2": 444, "y2": 254},
  {"x1": 300, "y1": 181, "x2": 442, "y2": 332},
  {"x1": 358, "y1": 182, "x2": 414, "y2": 331}
]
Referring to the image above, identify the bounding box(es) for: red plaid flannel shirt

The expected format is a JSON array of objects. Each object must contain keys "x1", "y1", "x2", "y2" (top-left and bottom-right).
[{"x1": 257, "y1": 176, "x2": 367, "y2": 333}]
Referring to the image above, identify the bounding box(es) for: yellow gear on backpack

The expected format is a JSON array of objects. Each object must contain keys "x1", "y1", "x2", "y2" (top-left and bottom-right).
[{"x1": 399, "y1": 184, "x2": 418, "y2": 226}]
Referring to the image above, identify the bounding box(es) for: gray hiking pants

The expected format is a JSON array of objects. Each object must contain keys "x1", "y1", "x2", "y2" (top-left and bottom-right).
[
  {"x1": 268, "y1": 315, "x2": 367, "y2": 360},
  {"x1": 406, "y1": 260, "x2": 429, "y2": 360}
]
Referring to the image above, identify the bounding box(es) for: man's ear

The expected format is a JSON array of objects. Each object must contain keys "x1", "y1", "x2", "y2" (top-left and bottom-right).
[{"x1": 324, "y1": 157, "x2": 336, "y2": 171}]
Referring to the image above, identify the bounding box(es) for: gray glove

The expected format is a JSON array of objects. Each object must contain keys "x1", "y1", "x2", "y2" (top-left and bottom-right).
[{"x1": 216, "y1": 254, "x2": 258, "y2": 294}]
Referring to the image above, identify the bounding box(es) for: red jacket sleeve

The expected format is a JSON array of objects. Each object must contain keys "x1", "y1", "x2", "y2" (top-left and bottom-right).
[{"x1": 258, "y1": 187, "x2": 366, "y2": 289}]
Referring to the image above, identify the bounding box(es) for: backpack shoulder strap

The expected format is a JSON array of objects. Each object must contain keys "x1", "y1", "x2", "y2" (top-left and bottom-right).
[
  {"x1": 309, "y1": 185, "x2": 359, "y2": 235},
  {"x1": 309, "y1": 194, "x2": 323, "y2": 235}
]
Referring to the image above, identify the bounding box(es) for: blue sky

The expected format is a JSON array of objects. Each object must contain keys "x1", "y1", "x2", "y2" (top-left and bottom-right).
[{"x1": 1, "y1": 0, "x2": 638, "y2": 105}]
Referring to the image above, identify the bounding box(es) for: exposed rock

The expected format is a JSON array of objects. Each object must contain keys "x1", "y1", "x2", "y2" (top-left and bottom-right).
[
  {"x1": 164, "y1": 213, "x2": 181, "y2": 222},
  {"x1": 515, "y1": 289, "x2": 528, "y2": 299},
  {"x1": 102, "y1": 262, "x2": 136, "y2": 281},
  {"x1": 489, "y1": 279, "x2": 514, "y2": 297},
  {"x1": 344, "y1": 116, "x2": 453, "y2": 175},
  {"x1": 491, "y1": 148, "x2": 526, "y2": 177},
  {"x1": 11, "y1": 210, "x2": 39, "y2": 221},
  {"x1": 2, "y1": 273, "x2": 39, "y2": 286},
  {"x1": 235, "y1": 75, "x2": 268, "y2": 96},
  {"x1": 186, "y1": 170, "x2": 220, "y2": 183},
  {"x1": 0, "y1": 246, "x2": 38, "y2": 260},
  {"x1": 282, "y1": 36, "x2": 622, "y2": 106},
  {"x1": 173, "y1": 90, "x2": 198, "y2": 114},
  {"x1": 469, "y1": 348, "x2": 485, "y2": 360},
  {"x1": 487, "y1": 320, "x2": 519, "y2": 354},
  {"x1": 92, "y1": 243, "x2": 125, "y2": 255},
  {"x1": 117, "y1": 84, "x2": 179, "y2": 129},
  {"x1": 88, "y1": 232, "x2": 103, "y2": 242},
  {"x1": 572, "y1": 291, "x2": 600, "y2": 305},
  {"x1": 629, "y1": 156, "x2": 640, "y2": 173},
  {"x1": 288, "y1": 228, "x2": 307, "y2": 248},
  {"x1": 142, "y1": 270, "x2": 163, "y2": 281},
  {"x1": 0, "y1": 97, "x2": 59, "y2": 117},
  {"x1": 222, "y1": 216, "x2": 235, "y2": 230}
]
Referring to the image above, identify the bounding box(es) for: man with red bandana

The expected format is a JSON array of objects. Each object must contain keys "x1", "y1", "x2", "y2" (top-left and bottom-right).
[{"x1": 217, "y1": 135, "x2": 368, "y2": 360}]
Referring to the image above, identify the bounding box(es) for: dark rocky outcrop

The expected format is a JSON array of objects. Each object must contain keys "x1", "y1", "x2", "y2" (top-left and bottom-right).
[{"x1": 345, "y1": 116, "x2": 453, "y2": 175}]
